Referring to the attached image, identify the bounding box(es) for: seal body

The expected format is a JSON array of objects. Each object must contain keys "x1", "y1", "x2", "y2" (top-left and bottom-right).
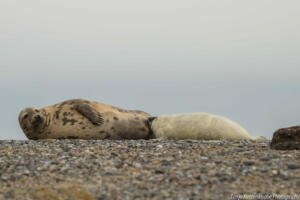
[
  {"x1": 19, "y1": 99, "x2": 153, "y2": 140},
  {"x1": 149, "y1": 113, "x2": 260, "y2": 140}
]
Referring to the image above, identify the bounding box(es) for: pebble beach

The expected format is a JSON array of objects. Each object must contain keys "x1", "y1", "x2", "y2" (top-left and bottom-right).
[{"x1": 0, "y1": 139, "x2": 300, "y2": 200}]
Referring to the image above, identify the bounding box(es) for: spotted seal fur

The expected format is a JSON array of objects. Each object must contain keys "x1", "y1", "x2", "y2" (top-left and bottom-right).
[{"x1": 18, "y1": 99, "x2": 153, "y2": 140}]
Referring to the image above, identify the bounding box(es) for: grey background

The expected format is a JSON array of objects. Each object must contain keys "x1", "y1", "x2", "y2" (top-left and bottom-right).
[{"x1": 1, "y1": 0, "x2": 299, "y2": 139}]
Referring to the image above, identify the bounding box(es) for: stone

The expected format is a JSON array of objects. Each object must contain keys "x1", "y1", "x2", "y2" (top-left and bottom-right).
[
  {"x1": 272, "y1": 170, "x2": 278, "y2": 176},
  {"x1": 243, "y1": 160, "x2": 255, "y2": 166},
  {"x1": 287, "y1": 163, "x2": 300, "y2": 169},
  {"x1": 270, "y1": 126, "x2": 300, "y2": 150},
  {"x1": 279, "y1": 170, "x2": 290, "y2": 180}
]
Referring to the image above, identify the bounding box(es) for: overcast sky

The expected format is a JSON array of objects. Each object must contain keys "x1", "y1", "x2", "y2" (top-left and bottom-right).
[{"x1": 1, "y1": 0, "x2": 299, "y2": 139}]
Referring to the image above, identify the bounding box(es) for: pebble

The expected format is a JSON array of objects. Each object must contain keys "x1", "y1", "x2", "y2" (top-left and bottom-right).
[
  {"x1": 259, "y1": 156, "x2": 270, "y2": 161},
  {"x1": 243, "y1": 160, "x2": 255, "y2": 166},
  {"x1": 201, "y1": 156, "x2": 209, "y2": 161},
  {"x1": 279, "y1": 170, "x2": 290, "y2": 180},
  {"x1": 272, "y1": 170, "x2": 278, "y2": 176},
  {"x1": 0, "y1": 139, "x2": 299, "y2": 200},
  {"x1": 287, "y1": 163, "x2": 300, "y2": 169}
]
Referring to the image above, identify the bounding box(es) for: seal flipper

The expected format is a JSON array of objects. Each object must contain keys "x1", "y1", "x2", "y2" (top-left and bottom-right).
[
  {"x1": 147, "y1": 117, "x2": 157, "y2": 124},
  {"x1": 74, "y1": 102, "x2": 104, "y2": 126},
  {"x1": 146, "y1": 116, "x2": 157, "y2": 139}
]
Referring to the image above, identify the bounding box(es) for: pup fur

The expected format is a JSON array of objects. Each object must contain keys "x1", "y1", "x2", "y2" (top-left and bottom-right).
[{"x1": 150, "y1": 113, "x2": 260, "y2": 140}]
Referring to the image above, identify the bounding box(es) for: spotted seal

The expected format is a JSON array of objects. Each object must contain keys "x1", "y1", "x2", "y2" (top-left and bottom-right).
[{"x1": 18, "y1": 99, "x2": 153, "y2": 140}]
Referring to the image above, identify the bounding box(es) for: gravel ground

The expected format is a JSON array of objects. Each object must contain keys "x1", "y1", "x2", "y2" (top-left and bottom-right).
[{"x1": 0, "y1": 139, "x2": 300, "y2": 200}]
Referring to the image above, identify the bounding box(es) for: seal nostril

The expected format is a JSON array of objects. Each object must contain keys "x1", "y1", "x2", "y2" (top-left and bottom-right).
[
  {"x1": 32, "y1": 115, "x2": 43, "y2": 127},
  {"x1": 35, "y1": 109, "x2": 39, "y2": 112},
  {"x1": 33, "y1": 115, "x2": 42, "y2": 123}
]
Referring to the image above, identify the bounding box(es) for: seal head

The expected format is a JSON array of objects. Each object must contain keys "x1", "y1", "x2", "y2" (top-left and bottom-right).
[{"x1": 18, "y1": 107, "x2": 48, "y2": 139}]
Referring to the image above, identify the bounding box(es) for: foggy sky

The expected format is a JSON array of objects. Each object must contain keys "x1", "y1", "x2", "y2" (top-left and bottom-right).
[{"x1": 1, "y1": 0, "x2": 300, "y2": 139}]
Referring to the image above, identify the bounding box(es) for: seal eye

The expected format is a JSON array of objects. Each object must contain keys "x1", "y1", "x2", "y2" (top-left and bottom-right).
[
  {"x1": 23, "y1": 114, "x2": 28, "y2": 119},
  {"x1": 35, "y1": 109, "x2": 39, "y2": 112}
]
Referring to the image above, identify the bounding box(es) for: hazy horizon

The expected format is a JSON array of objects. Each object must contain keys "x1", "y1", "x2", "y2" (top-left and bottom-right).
[{"x1": 1, "y1": 0, "x2": 300, "y2": 139}]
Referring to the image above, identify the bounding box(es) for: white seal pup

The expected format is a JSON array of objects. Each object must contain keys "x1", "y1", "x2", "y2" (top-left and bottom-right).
[{"x1": 148, "y1": 113, "x2": 261, "y2": 140}]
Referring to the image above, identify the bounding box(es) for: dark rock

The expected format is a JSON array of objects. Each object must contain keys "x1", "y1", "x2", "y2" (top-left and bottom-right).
[
  {"x1": 154, "y1": 169, "x2": 165, "y2": 174},
  {"x1": 270, "y1": 126, "x2": 300, "y2": 150},
  {"x1": 259, "y1": 156, "x2": 270, "y2": 161},
  {"x1": 243, "y1": 160, "x2": 255, "y2": 166},
  {"x1": 287, "y1": 163, "x2": 300, "y2": 169}
]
